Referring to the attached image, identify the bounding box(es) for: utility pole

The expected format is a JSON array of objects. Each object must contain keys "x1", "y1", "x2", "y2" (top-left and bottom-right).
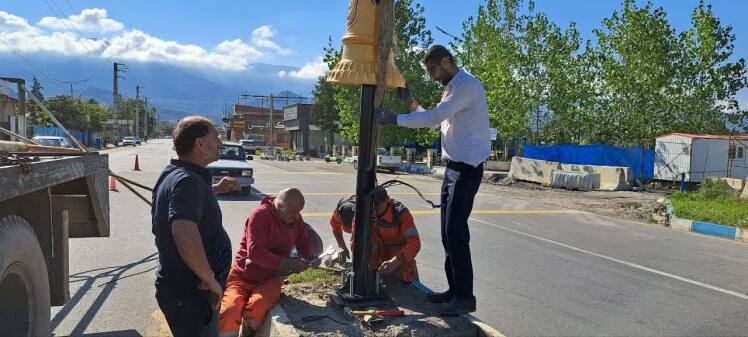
[
  {"x1": 135, "y1": 85, "x2": 140, "y2": 138},
  {"x1": 238, "y1": 94, "x2": 308, "y2": 153},
  {"x1": 112, "y1": 63, "x2": 127, "y2": 118},
  {"x1": 144, "y1": 96, "x2": 149, "y2": 138},
  {"x1": 269, "y1": 94, "x2": 274, "y2": 152}
]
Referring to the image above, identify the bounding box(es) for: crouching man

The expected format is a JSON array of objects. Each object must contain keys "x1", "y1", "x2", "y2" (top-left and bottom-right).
[
  {"x1": 330, "y1": 189, "x2": 420, "y2": 282},
  {"x1": 219, "y1": 188, "x2": 316, "y2": 337}
]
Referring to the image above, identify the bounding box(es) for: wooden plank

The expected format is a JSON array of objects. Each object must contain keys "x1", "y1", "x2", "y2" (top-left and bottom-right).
[
  {"x1": 86, "y1": 173, "x2": 110, "y2": 237},
  {"x1": 0, "y1": 153, "x2": 108, "y2": 202},
  {"x1": 50, "y1": 210, "x2": 70, "y2": 306}
]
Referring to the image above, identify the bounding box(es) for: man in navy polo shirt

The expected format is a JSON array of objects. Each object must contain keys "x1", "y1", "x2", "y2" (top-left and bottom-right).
[{"x1": 152, "y1": 116, "x2": 240, "y2": 337}]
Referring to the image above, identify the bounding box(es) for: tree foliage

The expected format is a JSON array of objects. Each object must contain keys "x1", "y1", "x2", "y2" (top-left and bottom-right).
[
  {"x1": 43, "y1": 96, "x2": 109, "y2": 131},
  {"x1": 322, "y1": 0, "x2": 443, "y2": 147},
  {"x1": 452, "y1": 0, "x2": 746, "y2": 147}
]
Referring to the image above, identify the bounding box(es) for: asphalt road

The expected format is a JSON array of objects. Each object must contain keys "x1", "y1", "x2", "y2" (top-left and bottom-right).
[{"x1": 51, "y1": 139, "x2": 748, "y2": 336}]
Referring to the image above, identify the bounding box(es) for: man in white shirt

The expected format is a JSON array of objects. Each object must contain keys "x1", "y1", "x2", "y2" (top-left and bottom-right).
[{"x1": 379, "y1": 45, "x2": 489, "y2": 316}]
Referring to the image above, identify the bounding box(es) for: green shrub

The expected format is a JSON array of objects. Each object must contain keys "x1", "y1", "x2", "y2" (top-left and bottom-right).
[{"x1": 697, "y1": 178, "x2": 735, "y2": 200}]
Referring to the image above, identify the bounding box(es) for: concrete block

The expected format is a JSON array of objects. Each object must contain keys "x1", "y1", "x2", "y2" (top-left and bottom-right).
[
  {"x1": 561, "y1": 164, "x2": 632, "y2": 191},
  {"x1": 691, "y1": 221, "x2": 738, "y2": 240},
  {"x1": 718, "y1": 177, "x2": 745, "y2": 192},
  {"x1": 550, "y1": 170, "x2": 599, "y2": 191},
  {"x1": 509, "y1": 157, "x2": 561, "y2": 185},
  {"x1": 669, "y1": 218, "x2": 692, "y2": 232}
]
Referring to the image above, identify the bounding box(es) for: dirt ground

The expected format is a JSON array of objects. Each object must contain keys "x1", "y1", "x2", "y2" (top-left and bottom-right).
[
  {"x1": 482, "y1": 177, "x2": 670, "y2": 225},
  {"x1": 257, "y1": 158, "x2": 670, "y2": 226},
  {"x1": 280, "y1": 276, "x2": 478, "y2": 337}
]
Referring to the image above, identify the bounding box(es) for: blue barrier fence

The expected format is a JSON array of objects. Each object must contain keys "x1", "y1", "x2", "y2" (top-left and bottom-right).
[
  {"x1": 522, "y1": 144, "x2": 655, "y2": 180},
  {"x1": 33, "y1": 126, "x2": 101, "y2": 148}
]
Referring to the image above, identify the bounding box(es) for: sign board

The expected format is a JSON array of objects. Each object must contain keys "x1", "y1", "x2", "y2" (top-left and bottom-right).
[
  {"x1": 489, "y1": 127, "x2": 497, "y2": 141},
  {"x1": 232, "y1": 120, "x2": 245, "y2": 129}
]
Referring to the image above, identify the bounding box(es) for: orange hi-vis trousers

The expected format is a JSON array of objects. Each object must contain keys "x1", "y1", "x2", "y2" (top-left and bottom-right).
[{"x1": 219, "y1": 265, "x2": 283, "y2": 337}]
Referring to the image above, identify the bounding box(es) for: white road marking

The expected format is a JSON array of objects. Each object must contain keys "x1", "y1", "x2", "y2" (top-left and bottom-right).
[{"x1": 471, "y1": 217, "x2": 748, "y2": 301}]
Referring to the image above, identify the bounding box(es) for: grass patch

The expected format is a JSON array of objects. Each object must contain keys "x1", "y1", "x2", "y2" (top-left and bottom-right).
[
  {"x1": 668, "y1": 179, "x2": 748, "y2": 228},
  {"x1": 286, "y1": 267, "x2": 340, "y2": 285}
]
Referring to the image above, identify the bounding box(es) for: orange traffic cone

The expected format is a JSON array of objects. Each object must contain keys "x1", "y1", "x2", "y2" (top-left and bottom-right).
[
  {"x1": 133, "y1": 155, "x2": 141, "y2": 171},
  {"x1": 109, "y1": 176, "x2": 118, "y2": 192}
]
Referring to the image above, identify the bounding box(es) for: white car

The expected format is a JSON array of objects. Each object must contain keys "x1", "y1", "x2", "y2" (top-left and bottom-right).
[
  {"x1": 207, "y1": 143, "x2": 255, "y2": 195},
  {"x1": 351, "y1": 148, "x2": 402, "y2": 173},
  {"x1": 32, "y1": 136, "x2": 75, "y2": 148},
  {"x1": 121, "y1": 136, "x2": 137, "y2": 147}
]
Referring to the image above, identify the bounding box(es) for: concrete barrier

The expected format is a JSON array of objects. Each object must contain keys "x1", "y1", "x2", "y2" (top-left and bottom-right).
[
  {"x1": 550, "y1": 170, "x2": 599, "y2": 191},
  {"x1": 561, "y1": 164, "x2": 632, "y2": 191},
  {"x1": 719, "y1": 177, "x2": 745, "y2": 192},
  {"x1": 509, "y1": 157, "x2": 561, "y2": 185}
]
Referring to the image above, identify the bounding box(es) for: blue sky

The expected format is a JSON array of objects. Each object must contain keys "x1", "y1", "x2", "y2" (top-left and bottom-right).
[{"x1": 1, "y1": 0, "x2": 746, "y2": 102}]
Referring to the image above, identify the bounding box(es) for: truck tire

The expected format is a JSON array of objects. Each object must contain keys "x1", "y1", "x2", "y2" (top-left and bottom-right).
[{"x1": 0, "y1": 215, "x2": 51, "y2": 337}]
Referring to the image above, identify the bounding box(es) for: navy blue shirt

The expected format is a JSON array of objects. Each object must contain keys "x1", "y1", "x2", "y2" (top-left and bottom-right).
[{"x1": 151, "y1": 159, "x2": 232, "y2": 294}]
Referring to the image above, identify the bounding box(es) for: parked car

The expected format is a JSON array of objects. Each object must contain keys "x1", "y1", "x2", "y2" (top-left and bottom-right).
[
  {"x1": 239, "y1": 139, "x2": 264, "y2": 154},
  {"x1": 120, "y1": 136, "x2": 137, "y2": 147},
  {"x1": 351, "y1": 148, "x2": 402, "y2": 173},
  {"x1": 31, "y1": 136, "x2": 74, "y2": 148},
  {"x1": 134, "y1": 137, "x2": 142, "y2": 145},
  {"x1": 207, "y1": 143, "x2": 255, "y2": 195}
]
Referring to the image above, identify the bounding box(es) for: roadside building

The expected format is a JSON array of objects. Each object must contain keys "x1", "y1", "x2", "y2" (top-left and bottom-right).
[
  {"x1": 283, "y1": 103, "x2": 344, "y2": 156},
  {"x1": 654, "y1": 133, "x2": 748, "y2": 182},
  {"x1": 224, "y1": 104, "x2": 289, "y2": 148}
]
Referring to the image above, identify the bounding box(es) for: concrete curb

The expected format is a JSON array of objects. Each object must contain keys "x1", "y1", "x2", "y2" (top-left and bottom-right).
[
  {"x1": 256, "y1": 303, "x2": 300, "y2": 337},
  {"x1": 412, "y1": 280, "x2": 506, "y2": 337},
  {"x1": 665, "y1": 201, "x2": 747, "y2": 242}
]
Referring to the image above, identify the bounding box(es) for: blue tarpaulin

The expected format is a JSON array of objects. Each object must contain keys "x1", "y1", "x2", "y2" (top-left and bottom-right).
[
  {"x1": 522, "y1": 144, "x2": 655, "y2": 180},
  {"x1": 34, "y1": 126, "x2": 99, "y2": 147}
]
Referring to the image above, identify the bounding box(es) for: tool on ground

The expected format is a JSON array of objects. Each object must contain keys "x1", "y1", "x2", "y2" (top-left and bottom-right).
[
  {"x1": 310, "y1": 246, "x2": 338, "y2": 265},
  {"x1": 300, "y1": 314, "x2": 347, "y2": 325},
  {"x1": 351, "y1": 309, "x2": 404, "y2": 317}
]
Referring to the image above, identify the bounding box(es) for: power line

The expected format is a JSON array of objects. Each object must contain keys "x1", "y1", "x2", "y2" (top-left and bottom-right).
[{"x1": 0, "y1": 37, "x2": 70, "y2": 84}]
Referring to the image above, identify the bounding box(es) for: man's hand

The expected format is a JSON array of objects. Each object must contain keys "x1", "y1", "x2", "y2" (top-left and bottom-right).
[
  {"x1": 198, "y1": 277, "x2": 223, "y2": 311},
  {"x1": 377, "y1": 255, "x2": 402, "y2": 275},
  {"x1": 378, "y1": 109, "x2": 398, "y2": 125},
  {"x1": 337, "y1": 246, "x2": 350, "y2": 264},
  {"x1": 396, "y1": 87, "x2": 414, "y2": 105},
  {"x1": 213, "y1": 176, "x2": 240, "y2": 194},
  {"x1": 280, "y1": 258, "x2": 310, "y2": 275}
]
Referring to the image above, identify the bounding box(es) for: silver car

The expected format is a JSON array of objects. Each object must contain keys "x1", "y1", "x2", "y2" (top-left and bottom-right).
[{"x1": 207, "y1": 143, "x2": 255, "y2": 195}]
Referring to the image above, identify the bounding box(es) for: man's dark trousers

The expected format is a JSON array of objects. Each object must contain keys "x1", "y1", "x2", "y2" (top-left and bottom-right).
[
  {"x1": 440, "y1": 160, "x2": 483, "y2": 300},
  {"x1": 156, "y1": 288, "x2": 218, "y2": 337}
]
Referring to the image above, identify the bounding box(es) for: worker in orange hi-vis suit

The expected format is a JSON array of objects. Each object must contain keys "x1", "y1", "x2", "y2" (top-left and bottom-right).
[
  {"x1": 219, "y1": 188, "x2": 317, "y2": 337},
  {"x1": 329, "y1": 189, "x2": 421, "y2": 282}
]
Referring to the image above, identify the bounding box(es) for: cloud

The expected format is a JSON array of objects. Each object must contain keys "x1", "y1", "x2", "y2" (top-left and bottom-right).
[
  {"x1": 0, "y1": 10, "x2": 294, "y2": 72},
  {"x1": 38, "y1": 8, "x2": 124, "y2": 33},
  {"x1": 101, "y1": 30, "x2": 263, "y2": 71},
  {"x1": 0, "y1": 11, "x2": 106, "y2": 56},
  {"x1": 278, "y1": 57, "x2": 329, "y2": 79},
  {"x1": 251, "y1": 25, "x2": 291, "y2": 55}
]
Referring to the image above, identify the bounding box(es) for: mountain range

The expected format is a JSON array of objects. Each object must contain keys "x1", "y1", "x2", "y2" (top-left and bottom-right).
[{"x1": 0, "y1": 55, "x2": 317, "y2": 122}]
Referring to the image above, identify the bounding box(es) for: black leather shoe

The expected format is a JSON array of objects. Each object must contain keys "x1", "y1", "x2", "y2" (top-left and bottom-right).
[
  {"x1": 439, "y1": 297, "x2": 476, "y2": 316},
  {"x1": 427, "y1": 290, "x2": 453, "y2": 303}
]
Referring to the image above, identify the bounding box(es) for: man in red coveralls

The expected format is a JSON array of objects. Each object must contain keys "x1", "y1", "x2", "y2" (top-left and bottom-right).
[
  {"x1": 329, "y1": 189, "x2": 420, "y2": 282},
  {"x1": 218, "y1": 188, "x2": 316, "y2": 337}
]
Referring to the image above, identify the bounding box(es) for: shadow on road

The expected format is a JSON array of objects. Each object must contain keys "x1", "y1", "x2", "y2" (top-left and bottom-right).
[{"x1": 52, "y1": 253, "x2": 159, "y2": 336}]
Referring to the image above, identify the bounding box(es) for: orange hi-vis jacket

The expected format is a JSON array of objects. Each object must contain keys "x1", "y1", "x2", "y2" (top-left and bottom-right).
[{"x1": 330, "y1": 199, "x2": 421, "y2": 281}]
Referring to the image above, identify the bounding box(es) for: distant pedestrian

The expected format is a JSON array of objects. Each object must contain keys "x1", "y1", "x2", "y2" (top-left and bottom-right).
[
  {"x1": 151, "y1": 116, "x2": 240, "y2": 337},
  {"x1": 379, "y1": 45, "x2": 490, "y2": 316}
]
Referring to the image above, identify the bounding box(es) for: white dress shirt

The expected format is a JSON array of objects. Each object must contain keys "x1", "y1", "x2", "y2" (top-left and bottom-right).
[{"x1": 396, "y1": 70, "x2": 490, "y2": 167}]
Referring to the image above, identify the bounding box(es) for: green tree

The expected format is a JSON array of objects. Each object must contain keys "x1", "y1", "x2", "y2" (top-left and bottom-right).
[
  {"x1": 675, "y1": 0, "x2": 747, "y2": 133},
  {"x1": 27, "y1": 77, "x2": 52, "y2": 126},
  {"x1": 43, "y1": 96, "x2": 109, "y2": 131},
  {"x1": 310, "y1": 75, "x2": 340, "y2": 147}
]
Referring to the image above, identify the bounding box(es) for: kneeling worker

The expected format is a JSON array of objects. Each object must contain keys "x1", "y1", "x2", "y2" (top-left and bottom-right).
[
  {"x1": 329, "y1": 189, "x2": 420, "y2": 282},
  {"x1": 219, "y1": 188, "x2": 317, "y2": 337}
]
